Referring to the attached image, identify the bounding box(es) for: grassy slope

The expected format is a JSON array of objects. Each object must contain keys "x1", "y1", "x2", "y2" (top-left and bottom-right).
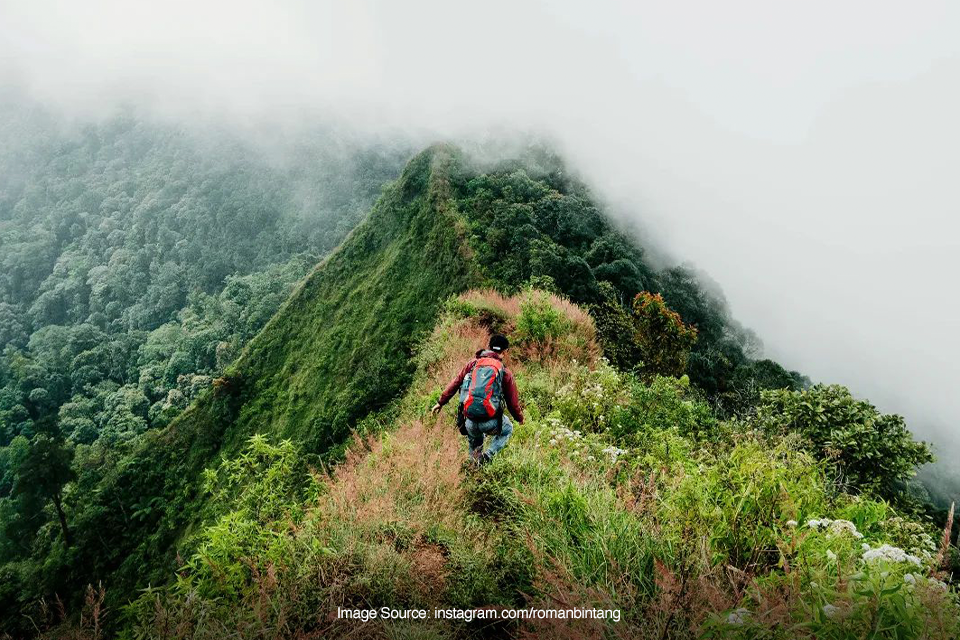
[
  {"x1": 26, "y1": 142, "x2": 955, "y2": 639},
  {"x1": 118, "y1": 290, "x2": 959, "y2": 640},
  {"x1": 224, "y1": 143, "x2": 477, "y2": 452},
  {"x1": 67, "y1": 145, "x2": 479, "y2": 604}
]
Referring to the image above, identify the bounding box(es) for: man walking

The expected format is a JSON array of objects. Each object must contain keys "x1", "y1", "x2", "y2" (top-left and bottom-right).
[{"x1": 432, "y1": 334, "x2": 524, "y2": 465}]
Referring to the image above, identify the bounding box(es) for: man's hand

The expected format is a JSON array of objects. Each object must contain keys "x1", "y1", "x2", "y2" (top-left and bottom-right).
[{"x1": 431, "y1": 403, "x2": 442, "y2": 415}]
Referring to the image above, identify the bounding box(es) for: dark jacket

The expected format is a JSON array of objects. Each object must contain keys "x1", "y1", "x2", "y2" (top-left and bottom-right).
[{"x1": 438, "y1": 349, "x2": 524, "y2": 424}]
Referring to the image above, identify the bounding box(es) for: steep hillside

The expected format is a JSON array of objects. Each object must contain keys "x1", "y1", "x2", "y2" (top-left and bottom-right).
[
  {"x1": 5, "y1": 144, "x2": 948, "y2": 639},
  {"x1": 220, "y1": 144, "x2": 477, "y2": 452},
  {"x1": 98, "y1": 290, "x2": 957, "y2": 640},
  {"x1": 104, "y1": 145, "x2": 476, "y2": 577},
  {"x1": 0, "y1": 145, "x2": 479, "y2": 625}
]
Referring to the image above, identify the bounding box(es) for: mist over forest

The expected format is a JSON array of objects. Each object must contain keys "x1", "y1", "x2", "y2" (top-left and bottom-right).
[
  {"x1": 1, "y1": 2, "x2": 958, "y2": 638},
  {"x1": 3, "y1": 1, "x2": 956, "y2": 459},
  {"x1": 0, "y1": 100, "x2": 413, "y2": 444}
]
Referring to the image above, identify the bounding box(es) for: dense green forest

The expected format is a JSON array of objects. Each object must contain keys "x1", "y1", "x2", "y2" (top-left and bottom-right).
[
  {"x1": 0, "y1": 126, "x2": 955, "y2": 639},
  {"x1": 0, "y1": 107, "x2": 409, "y2": 445},
  {"x1": 0, "y1": 107, "x2": 412, "y2": 622}
]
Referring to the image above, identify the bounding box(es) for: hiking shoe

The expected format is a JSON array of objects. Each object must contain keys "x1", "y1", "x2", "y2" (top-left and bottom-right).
[{"x1": 478, "y1": 452, "x2": 493, "y2": 466}]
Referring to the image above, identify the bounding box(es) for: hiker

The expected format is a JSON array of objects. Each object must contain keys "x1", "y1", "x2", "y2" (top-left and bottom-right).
[{"x1": 431, "y1": 334, "x2": 524, "y2": 465}]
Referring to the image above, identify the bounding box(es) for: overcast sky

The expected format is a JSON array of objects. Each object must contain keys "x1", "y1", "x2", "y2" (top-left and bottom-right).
[{"x1": 1, "y1": 1, "x2": 958, "y2": 452}]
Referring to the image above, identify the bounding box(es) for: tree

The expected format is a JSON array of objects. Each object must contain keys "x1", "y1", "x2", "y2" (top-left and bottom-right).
[
  {"x1": 591, "y1": 281, "x2": 641, "y2": 370},
  {"x1": 716, "y1": 358, "x2": 808, "y2": 416},
  {"x1": 0, "y1": 303, "x2": 28, "y2": 350},
  {"x1": 528, "y1": 239, "x2": 599, "y2": 303},
  {"x1": 631, "y1": 291, "x2": 698, "y2": 378},
  {"x1": 585, "y1": 233, "x2": 650, "y2": 298},
  {"x1": 751, "y1": 384, "x2": 934, "y2": 502},
  {"x1": 11, "y1": 432, "x2": 76, "y2": 547},
  {"x1": 591, "y1": 285, "x2": 699, "y2": 378}
]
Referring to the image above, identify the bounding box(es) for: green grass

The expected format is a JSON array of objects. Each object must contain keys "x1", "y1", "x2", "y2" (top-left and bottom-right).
[
  {"x1": 18, "y1": 147, "x2": 956, "y2": 640},
  {"x1": 61, "y1": 145, "x2": 480, "y2": 612},
  {"x1": 48, "y1": 290, "x2": 958, "y2": 640}
]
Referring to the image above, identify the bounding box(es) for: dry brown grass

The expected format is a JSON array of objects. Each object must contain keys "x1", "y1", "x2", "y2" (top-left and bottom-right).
[
  {"x1": 296, "y1": 288, "x2": 606, "y2": 634},
  {"x1": 45, "y1": 290, "x2": 609, "y2": 640},
  {"x1": 519, "y1": 553, "x2": 641, "y2": 640},
  {"x1": 324, "y1": 416, "x2": 466, "y2": 538},
  {"x1": 457, "y1": 289, "x2": 523, "y2": 319},
  {"x1": 21, "y1": 583, "x2": 108, "y2": 640},
  {"x1": 421, "y1": 321, "x2": 493, "y2": 395}
]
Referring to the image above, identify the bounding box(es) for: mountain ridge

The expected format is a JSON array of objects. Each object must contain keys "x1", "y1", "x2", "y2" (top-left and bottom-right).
[
  {"x1": 2, "y1": 144, "x2": 480, "y2": 622},
  {"x1": 115, "y1": 287, "x2": 957, "y2": 640},
  {"x1": 4, "y1": 142, "x2": 951, "y2": 640}
]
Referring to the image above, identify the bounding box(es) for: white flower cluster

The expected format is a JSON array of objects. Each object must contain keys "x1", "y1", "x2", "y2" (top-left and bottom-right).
[
  {"x1": 581, "y1": 382, "x2": 606, "y2": 399},
  {"x1": 726, "y1": 608, "x2": 750, "y2": 625},
  {"x1": 546, "y1": 419, "x2": 595, "y2": 459},
  {"x1": 601, "y1": 445, "x2": 627, "y2": 462},
  {"x1": 880, "y1": 517, "x2": 937, "y2": 562},
  {"x1": 822, "y1": 604, "x2": 839, "y2": 619},
  {"x1": 807, "y1": 518, "x2": 863, "y2": 539},
  {"x1": 548, "y1": 424, "x2": 583, "y2": 447},
  {"x1": 861, "y1": 544, "x2": 922, "y2": 566},
  {"x1": 904, "y1": 573, "x2": 949, "y2": 592},
  {"x1": 555, "y1": 367, "x2": 618, "y2": 430},
  {"x1": 544, "y1": 415, "x2": 626, "y2": 466}
]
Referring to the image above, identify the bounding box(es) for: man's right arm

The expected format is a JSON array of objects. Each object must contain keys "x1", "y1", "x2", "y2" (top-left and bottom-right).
[{"x1": 436, "y1": 360, "x2": 474, "y2": 409}]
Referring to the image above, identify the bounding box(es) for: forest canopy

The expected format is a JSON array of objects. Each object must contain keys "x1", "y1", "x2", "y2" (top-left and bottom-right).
[{"x1": 0, "y1": 106, "x2": 411, "y2": 570}]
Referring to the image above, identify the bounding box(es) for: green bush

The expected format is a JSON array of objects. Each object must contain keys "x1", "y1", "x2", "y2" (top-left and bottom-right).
[
  {"x1": 442, "y1": 296, "x2": 510, "y2": 330},
  {"x1": 513, "y1": 289, "x2": 572, "y2": 345},
  {"x1": 659, "y1": 436, "x2": 829, "y2": 570},
  {"x1": 590, "y1": 281, "x2": 642, "y2": 371},
  {"x1": 550, "y1": 360, "x2": 626, "y2": 435},
  {"x1": 615, "y1": 374, "x2": 719, "y2": 444},
  {"x1": 750, "y1": 385, "x2": 934, "y2": 503},
  {"x1": 706, "y1": 510, "x2": 956, "y2": 640},
  {"x1": 183, "y1": 436, "x2": 313, "y2": 598}
]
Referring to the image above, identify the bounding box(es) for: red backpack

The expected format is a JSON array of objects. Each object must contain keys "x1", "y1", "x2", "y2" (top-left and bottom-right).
[{"x1": 459, "y1": 355, "x2": 505, "y2": 421}]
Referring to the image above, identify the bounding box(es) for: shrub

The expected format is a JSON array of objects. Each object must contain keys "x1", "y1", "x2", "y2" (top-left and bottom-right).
[
  {"x1": 590, "y1": 281, "x2": 642, "y2": 370},
  {"x1": 514, "y1": 289, "x2": 572, "y2": 345},
  {"x1": 186, "y1": 436, "x2": 316, "y2": 597},
  {"x1": 750, "y1": 385, "x2": 934, "y2": 503},
  {"x1": 614, "y1": 374, "x2": 719, "y2": 444},
  {"x1": 442, "y1": 293, "x2": 511, "y2": 332},
  {"x1": 659, "y1": 437, "x2": 829, "y2": 571},
  {"x1": 706, "y1": 514, "x2": 958, "y2": 640},
  {"x1": 589, "y1": 283, "x2": 699, "y2": 380},
  {"x1": 550, "y1": 359, "x2": 626, "y2": 436}
]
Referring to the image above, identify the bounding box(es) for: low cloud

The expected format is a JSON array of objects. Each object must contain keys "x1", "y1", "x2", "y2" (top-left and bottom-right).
[{"x1": 2, "y1": 0, "x2": 958, "y2": 455}]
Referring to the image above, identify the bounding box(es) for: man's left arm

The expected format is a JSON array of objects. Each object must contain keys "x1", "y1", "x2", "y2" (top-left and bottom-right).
[{"x1": 502, "y1": 369, "x2": 524, "y2": 424}]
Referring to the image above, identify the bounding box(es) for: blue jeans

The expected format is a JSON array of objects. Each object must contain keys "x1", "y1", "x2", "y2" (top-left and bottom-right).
[{"x1": 465, "y1": 414, "x2": 513, "y2": 459}]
